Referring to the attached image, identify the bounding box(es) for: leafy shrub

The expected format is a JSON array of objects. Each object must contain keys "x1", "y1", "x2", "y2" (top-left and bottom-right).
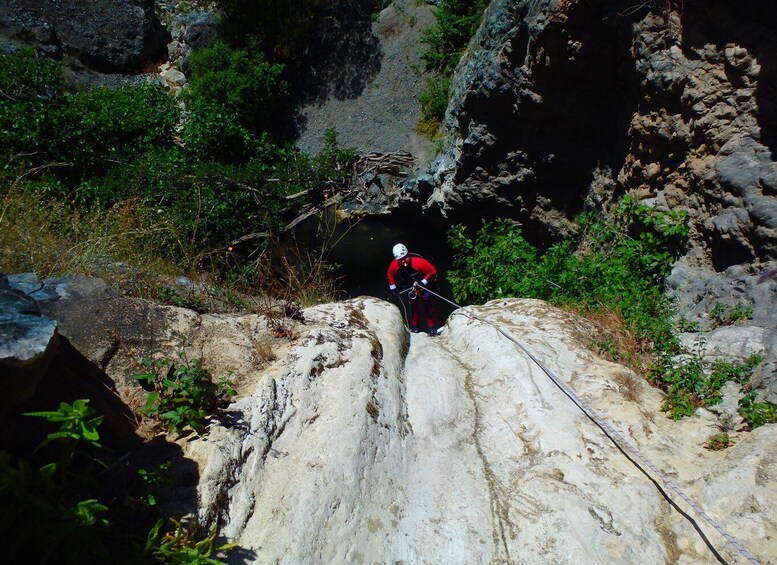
[
  {"x1": 448, "y1": 197, "x2": 688, "y2": 355},
  {"x1": 653, "y1": 353, "x2": 763, "y2": 420},
  {"x1": 1, "y1": 400, "x2": 110, "y2": 562},
  {"x1": 182, "y1": 102, "x2": 261, "y2": 164},
  {"x1": 1, "y1": 399, "x2": 234, "y2": 562},
  {"x1": 0, "y1": 48, "x2": 63, "y2": 156},
  {"x1": 186, "y1": 40, "x2": 287, "y2": 136},
  {"x1": 308, "y1": 128, "x2": 359, "y2": 195},
  {"x1": 45, "y1": 84, "x2": 178, "y2": 177},
  {"x1": 135, "y1": 353, "x2": 236, "y2": 434},
  {"x1": 144, "y1": 518, "x2": 236, "y2": 564},
  {"x1": 417, "y1": 75, "x2": 451, "y2": 138},
  {"x1": 705, "y1": 433, "x2": 733, "y2": 451},
  {"x1": 422, "y1": 0, "x2": 487, "y2": 73},
  {"x1": 710, "y1": 301, "x2": 754, "y2": 328},
  {"x1": 416, "y1": 0, "x2": 485, "y2": 137},
  {"x1": 675, "y1": 316, "x2": 700, "y2": 332},
  {"x1": 215, "y1": 0, "x2": 319, "y2": 59},
  {"x1": 738, "y1": 391, "x2": 777, "y2": 429}
]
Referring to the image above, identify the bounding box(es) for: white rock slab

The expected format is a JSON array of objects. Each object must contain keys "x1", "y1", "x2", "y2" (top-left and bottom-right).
[{"x1": 187, "y1": 297, "x2": 777, "y2": 564}]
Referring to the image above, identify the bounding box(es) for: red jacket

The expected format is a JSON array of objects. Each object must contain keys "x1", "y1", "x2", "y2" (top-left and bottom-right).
[{"x1": 387, "y1": 256, "x2": 437, "y2": 290}]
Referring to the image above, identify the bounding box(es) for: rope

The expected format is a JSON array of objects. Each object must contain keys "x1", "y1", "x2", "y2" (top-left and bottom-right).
[
  {"x1": 387, "y1": 287, "x2": 413, "y2": 331},
  {"x1": 418, "y1": 286, "x2": 761, "y2": 565}
]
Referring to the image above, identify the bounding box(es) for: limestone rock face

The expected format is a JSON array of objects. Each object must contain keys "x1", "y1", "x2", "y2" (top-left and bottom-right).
[
  {"x1": 189, "y1": 297, "x2": 776, "y2": 563},
  {"x1": 425, "y1": 0, "x2": 777, "y2": 271}
]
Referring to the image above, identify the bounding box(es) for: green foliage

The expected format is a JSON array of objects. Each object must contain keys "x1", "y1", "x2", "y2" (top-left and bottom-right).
[
  {"x1": 710, "y1": 301, "x2": 754, "y2": 328},
  {"x1": 181, "y1": 103, "x2": 259, "y2": 163},
  {"x1": 1, "y1": 400, "x2": 234, "y2": 562},
  {"x1": 24, "y1": 399, "x2": 105, "y2": 479},
  {"x1": 422, "y1": 0, "x2": 486, "y2": 73},
  {"x1": 135, "y1": 353, "x2": 236, "y2": 434},
  {"x1": 0, "y1": 40, "x2": 346, "y2": 306},
  {"x1": 47, "y1": 84, "x2": 178, "y2": 177},
  {"x1": 0, "y1": 48, "x2": 176, "y2": 177},
  {"x1": 1, "y1": 401, "x2": 111, "y2": 562},
  {"x1": 448, "y1": 220, "x2": 538, "y2": 301},
  {"x1": 215, "y1": 0, "x2": 319, "y2": 59},
  {"x1": 309, "y1": 128, "x2": 359, "y2": 193},
  {"x1": 417, "y1": 0, "x2": 485, "y2": 137},
  {"x1": 448, "y1": 197, "x2": 688, "y2": 353},
  {"x1": 675, "y1": 316, "x2": 700, "y2": 332},
  {"x1": 705, "y1": 433, "x2": 733, "y2": 451},
  {"x1": 738, "y1": 391, "x2": 777, "y2": 429},
  {"x1": 0, "y1": 48, "x2": 63, "y2": 154},
  {"x1": 654, "y1": 354, "x2": 705, "y2": 419},
  {"x1": 0, "y1": 449, "x2": 112, "y2": 562},
  {"x1": 653, "y1": 351, "x2": 763, "y2": 420},
  {"x1": 145, "y1": 518, "x2": 236, "y2": 564},
  {"x1": 417, "y1": 75, "x2": 450, "y2": 138},
  {"x1": 186, "y1": 40, "x2": 287, "y2": 138},
  {"x1": 136, "y1": 462, "x2": 171, "y2": 507},
  {"x1": 26, "y1": 399, "x2": 103, "y2": 451}
]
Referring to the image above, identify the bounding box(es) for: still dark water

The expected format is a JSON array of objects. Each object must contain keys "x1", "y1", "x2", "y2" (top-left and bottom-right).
[{"x1": 328, "y1": 215, "x2": 460, "y2": 327}]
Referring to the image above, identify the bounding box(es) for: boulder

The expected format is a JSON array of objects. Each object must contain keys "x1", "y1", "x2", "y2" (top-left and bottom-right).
[
  {"x1": 0, "y1": 0, "x2": 170, "y2": 73},
  {"x1": 186, "y1": 297, "x2": 777, "y2": 563},
  {"x1": 0, "y1": 277, "x2": 57, "y2": 418},
  {"x1": 679, "y1": 326, "x2": 767, "y2": 361}
]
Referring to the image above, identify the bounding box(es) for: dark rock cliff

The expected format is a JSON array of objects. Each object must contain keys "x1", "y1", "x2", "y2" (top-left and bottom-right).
[
  {"x1": 427, "y1": 0, "x2": 777, "y2": 271},
  {"x1": 0, "y1": 0, "x2": 169, "y2": 73},
  {"x1": 418, "y1": 0, "x2": 777, "y2": 392}
]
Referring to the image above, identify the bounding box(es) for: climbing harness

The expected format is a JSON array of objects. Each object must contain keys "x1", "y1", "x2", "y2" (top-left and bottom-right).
[{"x1": 416, "y1": 285, "x2": 761, "y2": 565}]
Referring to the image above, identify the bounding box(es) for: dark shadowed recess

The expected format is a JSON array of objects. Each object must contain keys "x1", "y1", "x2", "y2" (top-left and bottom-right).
[
  {"x1": 449, "y1": 1, "x2": 640, "y2": 249},
  {"x1": 288, "y1": 1, "x2": 383, "y2": 136},
  {"x1": 328, "y1": 212, "x2": 460, "y2": 327}
]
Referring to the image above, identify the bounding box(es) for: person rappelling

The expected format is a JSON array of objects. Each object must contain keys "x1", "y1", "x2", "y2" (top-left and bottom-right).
[{"x1": 386, "y1": 243, "x2": 439, "y2": 336}]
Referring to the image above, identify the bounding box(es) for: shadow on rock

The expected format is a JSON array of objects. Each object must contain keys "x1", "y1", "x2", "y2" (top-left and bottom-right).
[{"x1": 288, "y1": 1, "x2": 382, "y2": 129}]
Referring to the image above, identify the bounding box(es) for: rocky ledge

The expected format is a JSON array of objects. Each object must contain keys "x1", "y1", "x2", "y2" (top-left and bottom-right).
[
  {"x1": 3, "y1": 275, "x2": 775, "y2": 562},
  {"x1": 188, "y1": 297, "x2": 776, "y2": 563}
]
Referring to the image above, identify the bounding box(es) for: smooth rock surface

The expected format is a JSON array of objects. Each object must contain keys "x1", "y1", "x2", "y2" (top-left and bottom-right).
[{"x1": 188, "y1": 297, "x2": 777, "y2": 564}]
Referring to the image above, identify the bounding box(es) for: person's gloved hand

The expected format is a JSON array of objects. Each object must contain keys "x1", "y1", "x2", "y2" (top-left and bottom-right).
[{"x1": 419, "y1": 278, "x2": 428, "y2": 287}]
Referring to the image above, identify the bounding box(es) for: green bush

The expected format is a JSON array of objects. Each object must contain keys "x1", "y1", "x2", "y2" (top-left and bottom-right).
[
  {"x1": 135, "y1": 353, "x2": 236, "y2": 434},
  {"x1": 46, "y1": 84, "x2": 179, "y2": 177},
  {"x1": 0, "y1": 399, "x2": 234, "y2": 562},
  {"x1": 0, "y1": 49, "x2": 63, "y2": 157},
  {"x1": 417, "y1": 75, "x2": 451, "y2": 137},
  {"x1": 182, "y1": 102, "x2": 260, "y2": 163},
  {"x1": 705, "y1": 433, "x2": 732, "y2": 450},
  {"x1": 710, "y1": 301, "x2": 754, "y2": 328},
  {"x1": 1, "y1": 51, "x2": 177, "y2": 179},
  {"x1": 739, "y1": 391, "x2": 777, "y2": 429},
  {"x1": 186, "y1": 40, "x2": 287, "y2": 136},
  {"x1": 448, "y1": 197, "x2": 687, "y2": 352},
  {"x1": 215, "y1": 0, "x2": 319, "y2": 58},
  {"x1": 422, "y1": 0, "x2": 486, "y2": 73},
  {"x1": 416, "y1": 0, "x2": 485, "y2": 137}
]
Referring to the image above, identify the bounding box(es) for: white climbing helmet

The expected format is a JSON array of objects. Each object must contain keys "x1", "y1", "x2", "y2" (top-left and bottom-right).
[{"x1": 392, "y1": 243, "x2": 408, "y2": 260}]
